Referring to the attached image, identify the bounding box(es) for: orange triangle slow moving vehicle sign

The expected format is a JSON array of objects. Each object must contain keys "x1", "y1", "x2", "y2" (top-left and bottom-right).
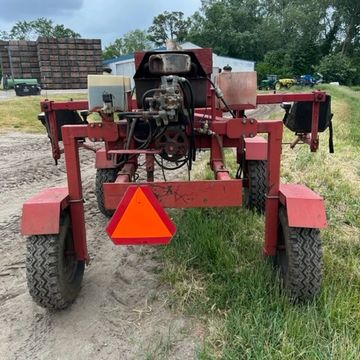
[{"x1": 106, "y1": 186, "x2": 176, "y2": 245}]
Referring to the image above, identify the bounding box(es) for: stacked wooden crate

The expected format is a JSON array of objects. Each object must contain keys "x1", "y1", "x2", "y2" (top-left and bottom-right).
[
  {"x1": 0, "y1": 38, "x2": 103, "y2": 89},
  {"x1": 0, "y1": 40, "x2": 40, "y2": 80},
  {"x1": 37, "y1": 38, "x2": 103, "y2": 89}
]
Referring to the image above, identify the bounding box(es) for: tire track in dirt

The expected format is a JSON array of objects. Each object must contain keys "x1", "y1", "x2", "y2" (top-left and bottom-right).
[
  {"x1": 1, "y1": 104, "x2": 276, "y2": 359},
  {"x1": 0, "y1": 133, "x2": 202, "y2": 360}
]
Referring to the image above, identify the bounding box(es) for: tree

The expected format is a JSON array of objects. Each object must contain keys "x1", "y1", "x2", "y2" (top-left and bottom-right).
[
  {"x1": 103, "y1": 38, "x2": 124, "y2": 60},
  {"x1": 8, "y1": 18, "x2": 80, "y2": 40},
  {"x1": 189, "y1": 0, "x2": 279, "y2": 61},
  {"x1": 0, "y1": 29, "x2": 9, "y2": 40},
  {"x1": 316, "y1": 53, "x2": 356, "y2": 84},
  {"x1": 148, "y1": 11, "x2": 191, "y2": 46},
  {"x1": 123, "y1": 29, "x2": 151, "y2": 53},
  {"x1": 334, "y1": 0, "x2": 360, "y2": 56},
  {"x1": 103, "y1": 29, "x2": 151, "y2": 60}
]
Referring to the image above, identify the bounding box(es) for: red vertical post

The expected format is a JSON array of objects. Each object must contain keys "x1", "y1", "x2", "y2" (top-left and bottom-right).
[
  {"x1": 47, "y1": 109, "x2": 61, "y2": 163},
  {"x1": 62, "y1": 126, "x2": 89, "y2": 262},
  {"x1": 210, "y1": 88, "x2": 216, "y2": 123},
  {"x1": 258, "y1": 120, "x2": 283, "y2": 256},
  {"x1": 311, "y1": 101, "x2": 320, "y2": 152}
]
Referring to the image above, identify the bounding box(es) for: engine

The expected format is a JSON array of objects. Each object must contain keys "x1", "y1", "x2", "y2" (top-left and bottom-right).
[{"x1": 118, "y1": 51, "x2": 210, "y2": 169}]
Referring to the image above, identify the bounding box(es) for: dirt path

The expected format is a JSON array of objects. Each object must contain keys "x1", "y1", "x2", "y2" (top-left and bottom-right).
[
  {"x1": 0, "y1": 105, "x2": 277, "y2": 360},
  {"x1": 0, "y1": 133, "x2": 203, "y2": 360}
]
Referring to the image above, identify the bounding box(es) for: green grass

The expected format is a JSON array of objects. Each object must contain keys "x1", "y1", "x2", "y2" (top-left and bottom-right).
[
  {"x1": 3, "y1": 86, "x2": 359, "y2": 358},
  {"x1": 0, "y1": 93, "x2": 87, "y2": 133},
  {"x1": 161, "y1": 85, "x2": 360, "y2": 359}
]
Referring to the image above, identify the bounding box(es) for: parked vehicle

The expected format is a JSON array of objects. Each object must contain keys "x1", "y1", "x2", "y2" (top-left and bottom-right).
[{"x1": 258, "y1": 74, "x2": 296, "y2": 90}]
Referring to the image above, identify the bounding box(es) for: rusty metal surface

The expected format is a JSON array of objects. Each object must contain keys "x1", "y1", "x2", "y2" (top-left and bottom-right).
[
  {"x1": 226, "y1": 117, "x2": 257, "y2": 139},
  {"x1": 104, "y1": 180, "x2": 243, "y2": 209},
  {"x1": 149, "y1": 53, "x2": 191, "y2": 74},
  {"x1": 217, "y1": 72, "x2": 257, "y2": 110}
]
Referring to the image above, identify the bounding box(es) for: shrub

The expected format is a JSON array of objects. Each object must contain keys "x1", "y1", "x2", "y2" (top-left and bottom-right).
[{"x1": 316, "y1": 53, "x2": 357, "y2": 85}]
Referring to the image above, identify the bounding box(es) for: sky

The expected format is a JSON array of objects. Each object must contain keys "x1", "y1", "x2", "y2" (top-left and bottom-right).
[{"x1": 0, "y1": 0, "x2": 202, "y2": 46}]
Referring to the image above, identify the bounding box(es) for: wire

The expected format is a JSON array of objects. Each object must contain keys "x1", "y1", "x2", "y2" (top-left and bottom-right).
[
  {"x1": 141, "y1": 88, "x2": 158, "y2": 109},
  {"x1": 154, "y1": 155, "x2": 188, "y2": 170},
  {"x1": 160, "y1": 157, "x2": 167, "y2": 181},
  {"x1": 207, "y1": 78, "x2": 236, "y2": 118},
  {"x1": 180, "y1": 79, "x2": 196, "y2": 170}
]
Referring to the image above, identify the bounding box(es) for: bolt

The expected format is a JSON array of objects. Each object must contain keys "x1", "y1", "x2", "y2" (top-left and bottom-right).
[
  {"x1": 250, "y1": 119, "x2": 255, "y2": 124},
  {"x1": 98, "y1": 123, "x2": 102, "y2": 127},
  {"x1": 249, "y1": 133, "x2": 254, "y2": 138},
  {"x1": 90, "y1": 123, "x2": 95, "y2": 128},
  {"x1": 242, "y1": 119, "x2": 247, "y2": 124}
]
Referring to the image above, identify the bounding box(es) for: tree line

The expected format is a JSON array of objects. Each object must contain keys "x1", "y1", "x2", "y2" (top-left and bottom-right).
[
  {"x1": 0, "y1": 18, "x2": 80, "y2": 40},
  {"x1": 103, "y1": 1, "x2": 360, "y2": 85},
  {"x1": 189, "y1": 0, "x2": 360, "y2": 84},
  {"x1": 1, "y1": 1, "x2": 359, "y2": 85}
]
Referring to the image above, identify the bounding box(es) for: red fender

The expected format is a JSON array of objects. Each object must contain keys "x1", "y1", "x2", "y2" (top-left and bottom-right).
[
  {"x1": 244, "y1": 136, "x2": 268, "y2": 160},
  {"x1": 21, "y1": 187, "x2": 69, "y2": 235},
  {"x1": 279, "y1": 184, "x2": 327, "y2": 228}
]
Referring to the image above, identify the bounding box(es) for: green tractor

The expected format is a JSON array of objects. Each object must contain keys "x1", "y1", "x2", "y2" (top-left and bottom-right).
[
  {"x1": 258, "y1": 75, "x2": 296, "y2": 91},
  {"x1": 258, "y1": 74, "x2": 278, "y2": 90}
]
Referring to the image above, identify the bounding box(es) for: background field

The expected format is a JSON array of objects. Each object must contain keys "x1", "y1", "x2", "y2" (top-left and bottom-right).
[{"x1": 0, "y1": 92, "x2": 87, "y2": 133}]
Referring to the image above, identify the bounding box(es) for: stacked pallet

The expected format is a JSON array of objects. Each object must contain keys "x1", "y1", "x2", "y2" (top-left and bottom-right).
[
  {"x1": 37, "y1": 38, "x2": 103, "y2": 89},
  {"x1": 0, "y1": 38, "x2": 103, "y2": 89},
  {"x1": 0, "y1": 40, "x2": 40, "y2": 80}
]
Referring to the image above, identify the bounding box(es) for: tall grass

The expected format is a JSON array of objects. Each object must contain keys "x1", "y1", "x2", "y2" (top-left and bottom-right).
[{"x1": 162, "y1": 85, "x2": 360, "y2": 359}]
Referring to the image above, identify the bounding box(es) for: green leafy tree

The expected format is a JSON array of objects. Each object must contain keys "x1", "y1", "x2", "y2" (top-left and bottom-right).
[
  {"x1": 0, "y1": 29, "x2": 9, "y2": 40},
  {"x1": 103, "y1": 29, "x2": 151, "y2": 60},
  {"x1": 103, "y1": 38, "x2": 124, "y2": 59},
  {"x1": 316, "y1": 53, "x2": 356, "y2": 84},
  {"x1": 148, "y1": 11, "x2": 191, "y2": 46},
  {"x1": 189, "y1": 0, "x2": 282, "y2": 61},
  {"x1": 334, "y1": 0, "x2": 360, "y2": 56},
  {"x1": 8, "y1": 18, "x2": 80, "y2": 40},
  {"x1": 189, "y1": 0, "x2": 351, "y2": 78},
  {"x1": 122, "y1": 29, "x2": 151, "y2": 53}
]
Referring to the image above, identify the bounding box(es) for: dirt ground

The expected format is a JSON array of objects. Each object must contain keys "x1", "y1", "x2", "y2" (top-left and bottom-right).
[{"x1": 0, "y1": 105, "x2": 276, "y2": 360}]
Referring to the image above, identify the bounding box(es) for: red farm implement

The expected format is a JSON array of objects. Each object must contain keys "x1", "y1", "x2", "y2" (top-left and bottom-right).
[{"x1": 21, "y1": 48, "x2": 333, "y2": 309}]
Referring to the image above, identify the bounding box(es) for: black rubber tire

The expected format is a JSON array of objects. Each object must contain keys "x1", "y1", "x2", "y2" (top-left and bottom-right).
[
  {"x1": 244, "y1": 160, "x2": 267, "y2": 213},
  {"x1": 95, "y1": 168, "x2": 119, "y2": 217},
  {"x1": 26, "y1": 213, "x2": 85, "y2": 310},
  {"x1": 275, "y1": 207, "x2": 323, "y2": 302}
]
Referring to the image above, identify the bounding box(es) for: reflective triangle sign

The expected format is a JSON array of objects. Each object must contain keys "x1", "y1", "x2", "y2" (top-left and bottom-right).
[{"x1": 106, "y1": 186, "x2": 176, "y2": 245}]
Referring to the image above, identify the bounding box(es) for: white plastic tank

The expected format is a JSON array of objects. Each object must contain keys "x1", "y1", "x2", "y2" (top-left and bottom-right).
[{"x1": 88, "y1": 75, "x2": 131, "y2": 111}]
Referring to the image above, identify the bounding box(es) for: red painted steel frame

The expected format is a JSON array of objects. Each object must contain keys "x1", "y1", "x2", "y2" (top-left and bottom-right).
[
  {"x1": 22, "y1": 187, "x2": 70, "y2": 235},
  {"x1": 55, "y1": 116, "x2": 284, "y2": 260},
  {"x1": 32, "y1": 88, "x2": 327, "y2": 261},
  {"x1": 256, "y1": 91, "x2": 326, "y2": 152}
]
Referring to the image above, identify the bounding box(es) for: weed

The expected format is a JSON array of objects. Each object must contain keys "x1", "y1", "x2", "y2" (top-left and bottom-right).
[{"x1": 162, "y1": 86, "x2": 360, "y2": 358}]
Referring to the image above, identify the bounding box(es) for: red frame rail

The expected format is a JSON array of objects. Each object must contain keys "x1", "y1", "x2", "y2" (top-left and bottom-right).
[{"x1": 32, "y1": 90, "x2": 328, "y2": 262}]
